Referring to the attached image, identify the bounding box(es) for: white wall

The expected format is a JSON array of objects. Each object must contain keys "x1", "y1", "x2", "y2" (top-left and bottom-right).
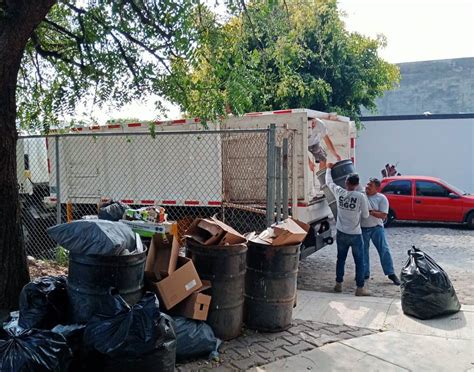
[{"x1": 355, "y1": 117, "x2": 474, "y2": 193}]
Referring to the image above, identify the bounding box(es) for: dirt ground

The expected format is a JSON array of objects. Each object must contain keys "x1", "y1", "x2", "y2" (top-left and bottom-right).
[
  {"x1": 28, "y1": 256, "x2": 68, "y2": 279},
  {"x1": 298, "y1": 222, "x2": 474, "y2": 304}
]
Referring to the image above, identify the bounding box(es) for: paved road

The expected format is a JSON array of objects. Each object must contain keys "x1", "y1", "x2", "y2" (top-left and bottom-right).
[{"x1": 298, "y1": 223, "x2": 474, "y2": 304}]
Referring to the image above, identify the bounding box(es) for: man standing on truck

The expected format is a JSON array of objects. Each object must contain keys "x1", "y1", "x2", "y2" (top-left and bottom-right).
[
  {"x1": 326, "y1": 164, "x2": 370, "y2": 296},
  {"x1": 361, "y1": 178, "x2": 401, "y2": 285},
  {"x1": 308, "y1": 118, "x2": 342, "y2": 171}
]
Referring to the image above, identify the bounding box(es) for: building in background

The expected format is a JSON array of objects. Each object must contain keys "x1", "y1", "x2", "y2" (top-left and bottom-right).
[{"x1": 356, "y1": 58, "x2": 474, "y2": 192}]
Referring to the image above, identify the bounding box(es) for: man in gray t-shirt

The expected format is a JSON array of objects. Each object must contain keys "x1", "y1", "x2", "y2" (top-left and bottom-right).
[
  {"x1": 326, "y1": 165, "x2": 370, "y2": 296},
  {"x1": 361, "y1": 178, "x2": 400, "y2": 285}
]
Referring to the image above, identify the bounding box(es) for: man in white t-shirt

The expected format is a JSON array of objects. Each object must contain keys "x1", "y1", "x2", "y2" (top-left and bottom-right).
[
  {"x1": 326, "y1": 165, "x2": 370, "y2": 296},
  {"x1": 308, "y1": 118, "x2": 341, "y2": 171},
  {"x1": 361, "y1": 178, "x2": 400, "y2": 285}
]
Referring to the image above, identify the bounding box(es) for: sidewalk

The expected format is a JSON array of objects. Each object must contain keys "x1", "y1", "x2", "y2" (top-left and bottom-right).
[{"x1": 252, "y1": 290, "x2": 474, "y2": 371}]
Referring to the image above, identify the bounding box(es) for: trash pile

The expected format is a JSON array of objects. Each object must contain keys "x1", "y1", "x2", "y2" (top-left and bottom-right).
[{"x1": 0, "y1": 202, "x2": 222, "y2": 371}]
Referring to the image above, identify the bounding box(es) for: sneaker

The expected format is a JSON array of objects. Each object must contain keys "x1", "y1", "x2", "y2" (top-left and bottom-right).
[
  {"x1": 355, "y1": 287, "x2": 370, "y2": 296},
  {"x1": 388, "y1": 274, "x2": 401, "y2": 286},
  {"x1": 334, "y1": 282, "x2": 342, "y2": 293}
]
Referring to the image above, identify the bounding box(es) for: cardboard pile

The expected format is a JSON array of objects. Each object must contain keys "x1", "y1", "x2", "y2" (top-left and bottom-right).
[
  {"x1": 246, "y1": 218, "x2": 310, "y2": 246},
  {"x1": 185, "y1": 216, "x2": 247, "y2": 246},
  {"x1": 144, "y1": 233, "x2": 211, "y2": 320}
]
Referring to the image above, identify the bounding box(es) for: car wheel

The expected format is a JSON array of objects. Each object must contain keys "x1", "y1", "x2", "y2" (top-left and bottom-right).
[
  {"x1": 467, "y1": 212, "x2": 474, "y2": 229},
  {"x1": 384, "y1": 209, "x2": 396, "y2": 227}
]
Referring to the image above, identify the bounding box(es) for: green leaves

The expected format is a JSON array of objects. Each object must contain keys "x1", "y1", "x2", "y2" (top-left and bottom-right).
[
  {"x1": 18, "y1": 0, "x2": 197, "y2": 131},
  {"x1": 164, "y1": 0, "x2": 400, "y2": 124}
]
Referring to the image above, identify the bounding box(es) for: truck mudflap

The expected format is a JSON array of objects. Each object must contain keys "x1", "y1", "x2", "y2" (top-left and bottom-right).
[{"x1": 299, "y1": 218, "x2": 334, "y2": 260}]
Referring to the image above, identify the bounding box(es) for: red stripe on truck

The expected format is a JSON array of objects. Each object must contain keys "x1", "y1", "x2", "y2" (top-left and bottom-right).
[
  {"x1": 108, "y1": 124, "x2": 121, "y2": 129},
  {"x1": 140, "y1": 200, "x2": 155, "y2": 205},
  {"x1": 193, "y1": 118, "x2": 201, "y2": 123},
  {"x1": 121, "y1": 199, "x2": 134, "y2": 204},
  {"x1": 184, "y1": 200, "x2": 200, "y2": 205},
  {"x1": 47, "y1": 159, "x2": 51, "y2": 174},
  {"x1": 162, "y1": 200, "x2": 177, "y2": 205},
  {"x1": 172, "y1": 119, "x2": 187, "y2": 124},
  {"x1": 350, "y1": 138, "x2": 355, "y2": 149},
  {"x1": 127, "y1": 123, "x2": 142, "y2": 127},
  {"x1": 90, "y1": 126, "x2": 100, "y2": 130},
  {"x1": 208, "y1": 201, "x2": 222, "y2": 206},
  {"x1": 245, "y1": 112, "x2": 263, "y2": 116},
  {"x1": 273, "y1": 109, "x2": 292, "y2": 114}
]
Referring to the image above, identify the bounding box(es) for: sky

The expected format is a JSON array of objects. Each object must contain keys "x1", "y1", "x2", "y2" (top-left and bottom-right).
[{"x1": 87, "y1": 0, "x2": 474, "y2": 123}]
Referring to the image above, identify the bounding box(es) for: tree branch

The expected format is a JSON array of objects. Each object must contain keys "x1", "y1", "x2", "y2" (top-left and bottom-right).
[
  {"x1": 43, "y1": 18, "x2": 82, "y2": 41},
  {"x1": 31, "y1": 32, "x2": 85, "y2": 70}
]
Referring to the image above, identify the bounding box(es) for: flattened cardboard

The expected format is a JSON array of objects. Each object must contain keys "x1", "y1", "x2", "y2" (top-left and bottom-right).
[
  {"x1": 151, "y1": 256, "x2": 203, "y2": 310},
  {"x1": 185, "y1": 217, "x2": 246, "y2": 246},
  {"x1": 145, "y1": 233, "x2": 179, "y2": 279},
  {"x1": 272, "y1": 218, "x2": 309, "y2": 246}
]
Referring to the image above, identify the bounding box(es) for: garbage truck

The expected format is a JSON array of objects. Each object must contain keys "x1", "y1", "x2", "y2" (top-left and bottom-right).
[{"x1": 18, "y1": 108, "x2": 356, "y2": 259}]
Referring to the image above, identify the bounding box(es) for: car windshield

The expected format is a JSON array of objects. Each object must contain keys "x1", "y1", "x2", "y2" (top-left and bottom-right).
[{"x1": 441, "y1": 180, "x2": 468, "y2": 195}]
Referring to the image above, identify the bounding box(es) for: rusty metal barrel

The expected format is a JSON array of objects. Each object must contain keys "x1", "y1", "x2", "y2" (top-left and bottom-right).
[
  {"x1": 244, "y1": 242, "x2": 300, "y2": 332},
  {"x1": 185, "y1": 240, "x2": 247, "y2": 340}
]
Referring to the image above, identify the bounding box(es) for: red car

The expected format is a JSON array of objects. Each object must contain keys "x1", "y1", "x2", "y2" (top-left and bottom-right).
[{"x1": 379, "y1": 176, "x2": 474, "y2": 228}]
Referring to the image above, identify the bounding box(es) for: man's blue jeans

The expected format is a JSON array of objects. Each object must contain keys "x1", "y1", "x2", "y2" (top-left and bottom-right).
[
  {"x1": 362, "y1": 225, "x2": 395, "y2": 278},
  {"x1": 336, "y1": 230, "x2": 365, "y2": 288}
]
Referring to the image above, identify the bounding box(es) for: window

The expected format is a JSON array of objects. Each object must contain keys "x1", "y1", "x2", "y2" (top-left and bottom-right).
[
  {"x1": 382, "y1": 180, "x2": 412, "y2": 196},
  {"x1": 416, "y1": 181, "x2": 450, "y2": 197}
]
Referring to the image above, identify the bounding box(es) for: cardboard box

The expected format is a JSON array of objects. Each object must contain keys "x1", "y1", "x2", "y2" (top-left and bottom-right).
[
  {"x1": 185, "y1": 216, "x2": 246, "y2": 246},
  {"x1": 147, "y1": 256, "x2": 203, "y2": 310},
  {"x1": 272, "y1": 218, "x2": 309, "y2": 246},
  {"x1": 172, "y1": 280, "x2": 212, "y2": 321},
  {"x1": 145, "y1": 233, "x2": 179, "y2": 279},
  {"x1": 247, "y1": 218, "x2": 310, "y2": 246}
]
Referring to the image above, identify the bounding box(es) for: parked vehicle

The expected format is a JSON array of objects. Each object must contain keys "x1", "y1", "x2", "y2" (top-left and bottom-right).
[
  {"x1": 380, "y1": 176, "x2": 474, "y2": 228},
  {"x1": 17, "y1": 109, "x2": 357, "y2": 259}
]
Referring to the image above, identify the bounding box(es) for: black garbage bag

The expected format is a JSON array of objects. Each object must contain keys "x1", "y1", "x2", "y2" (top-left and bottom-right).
[
  {"x1": 84, "y1": 292, "x2": 176, "y2": 372},
  {"x1": 18, "y1": 275, "x2": 68, "y2": 330},
  {"x1": 400, "y1": 246, "x2": 461, "y2": 320},
  {"x1": 173, "y1": 316, "x2": 221, "y2": 361},
  {"x1": 103, "y1": 314, "x2": 176, "y2": 372},
  {"x1": 98, "y1": 201, "x2": 128, "y2": 222},
  {"x1": 47, "y1": 220, "x2": 136, "y2": 256},
  {"x1": 52, "y1": 324, "x2": 105, "y2": 372},
  {"x1": 0, "y1": 327, "x2": 71, "y2": 372}
]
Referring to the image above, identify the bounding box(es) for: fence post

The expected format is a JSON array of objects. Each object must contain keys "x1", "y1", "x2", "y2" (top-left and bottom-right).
[
  {"x1": 275, "y1": 146, "x2": 282, "y2": 223},
  {"x1": 282, "y1": 137, "x2": 289, "y2": 219},
  {"x1": 266, "y1": 124, "x2": 276, "y2": 227},
  {"x1": 55, "y1": 136, "x2": 61, "y2": 225}
]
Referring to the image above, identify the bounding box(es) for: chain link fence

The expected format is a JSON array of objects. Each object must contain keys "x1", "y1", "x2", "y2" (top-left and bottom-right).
[{"x1": 18, "y1": 128, "x2": 291, "y2": 261}]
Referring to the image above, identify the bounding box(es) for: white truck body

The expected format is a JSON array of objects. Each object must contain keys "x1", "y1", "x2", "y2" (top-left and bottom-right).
[
  {"x1": 17, "y1": 137, "x2": 49, "y2": 195},
  {"x1": 21, "y1": 109, "x2": 355, "y2": 225}
]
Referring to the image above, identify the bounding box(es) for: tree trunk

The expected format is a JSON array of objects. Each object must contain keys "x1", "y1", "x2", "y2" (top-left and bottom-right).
[{"x1": 0, "y1": 0, "x2": 56, "y2": 311}]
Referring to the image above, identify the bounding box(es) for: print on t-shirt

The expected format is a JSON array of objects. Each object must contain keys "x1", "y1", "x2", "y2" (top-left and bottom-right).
[{"x1": 338, "y1": 195, "x2": 358, "y2": 210}]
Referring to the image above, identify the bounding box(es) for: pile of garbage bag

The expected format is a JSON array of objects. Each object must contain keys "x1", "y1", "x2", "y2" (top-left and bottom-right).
[{"x1": 400, "y1": 246, "x2": 461, "y2": 320}]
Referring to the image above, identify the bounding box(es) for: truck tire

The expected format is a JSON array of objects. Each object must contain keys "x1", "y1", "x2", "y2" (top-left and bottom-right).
[{"x1": 384, "y1": 209, "x2": 396, "y2": 227}]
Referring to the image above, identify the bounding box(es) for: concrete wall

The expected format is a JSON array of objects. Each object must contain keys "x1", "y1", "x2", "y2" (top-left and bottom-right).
[
  {"x1": 356, "y1": 116, "x2": 474, "y2": 193},
  {"x1": 361, "y1": 58, "x2": 474, "y2": 116}
]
